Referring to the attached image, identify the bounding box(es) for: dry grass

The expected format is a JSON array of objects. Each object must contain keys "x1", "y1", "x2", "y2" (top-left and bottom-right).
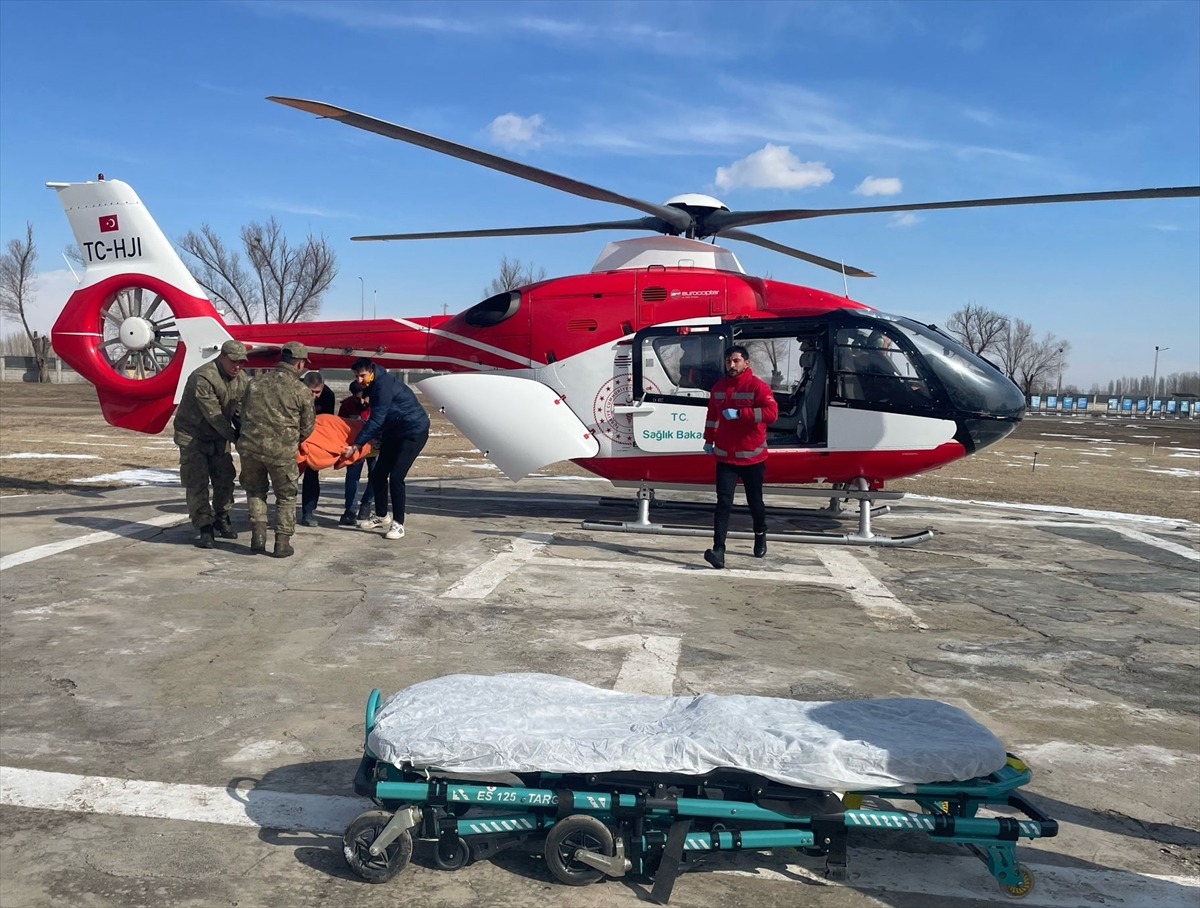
[{"x1": 1, "y1": 383, "x2": 1196, "y2": 521}]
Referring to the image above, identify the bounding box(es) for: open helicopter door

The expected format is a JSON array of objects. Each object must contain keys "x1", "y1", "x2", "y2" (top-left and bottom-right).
[
  {"x1": 622, "y1": 323, "x2": 732, "y2": 453},
  {"x1": 729, "y1": 319, "x2": 830, "y2": 449}
]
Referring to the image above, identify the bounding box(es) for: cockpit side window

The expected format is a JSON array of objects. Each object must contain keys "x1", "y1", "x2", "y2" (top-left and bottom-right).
[
  {"x1": 464, "y1": 291, "x2": 521, "y2": 328},
  {"x1": 834, "y1": 326, "x2": 935, "y2": 408},
  {"x1": 889, "y1": 317, "x2": 1025, "y2": 417}
]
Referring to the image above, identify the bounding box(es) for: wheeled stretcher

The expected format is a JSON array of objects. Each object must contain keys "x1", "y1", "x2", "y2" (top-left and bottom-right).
[{"x1": 343, "y1": 675, "x2": 1057, "y2": 902}]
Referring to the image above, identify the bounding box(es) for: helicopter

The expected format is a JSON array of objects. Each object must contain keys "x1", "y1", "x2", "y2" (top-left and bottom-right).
[{"x1": 48, "y1": 98, "x2": 1200, "y2": 545}]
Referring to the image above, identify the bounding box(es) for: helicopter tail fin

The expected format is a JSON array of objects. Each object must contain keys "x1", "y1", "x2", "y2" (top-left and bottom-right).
[{"x1": 48, "y1": 178, "x2": 233, "y2": 434}]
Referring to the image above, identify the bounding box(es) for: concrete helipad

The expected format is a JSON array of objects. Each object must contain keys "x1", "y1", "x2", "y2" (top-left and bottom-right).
[{"x1": 1, "y1": 476, "x2": 1197, "y2": 907}]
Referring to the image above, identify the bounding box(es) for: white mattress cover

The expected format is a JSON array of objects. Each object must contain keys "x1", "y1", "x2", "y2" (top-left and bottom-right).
[{"x1": 368, "y1": 674, "x2": 1008, "y2": 791}]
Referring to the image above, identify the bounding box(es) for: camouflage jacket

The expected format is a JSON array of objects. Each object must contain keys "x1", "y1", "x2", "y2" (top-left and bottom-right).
[
  {"x1": 236, "y1": 363, "x2": 316, "y2": 463},
  {"x1": 173, "y1": 359, "x2": 249, "y2": 448}
]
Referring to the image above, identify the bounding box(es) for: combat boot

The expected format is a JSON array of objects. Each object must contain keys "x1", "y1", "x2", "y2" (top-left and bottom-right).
[
  {"x1": 196, "y1": 526, "x2": 215, "y2": 549},
  {"x1": 250, "y1": 522, "x2": 268, "y2": 554},
  {"x1": 273, "y1": 533, "x2": 295, "y2": 558},
  {"x1": 214, "y1": 515, "x2": 238, "y2": 539}
]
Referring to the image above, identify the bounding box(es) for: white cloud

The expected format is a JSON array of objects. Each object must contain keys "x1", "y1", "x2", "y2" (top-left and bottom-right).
[
  {"x1": 853, "y1": 176, "x2": 902, "y2": 196},
  {"x1": 486, "y1": 113, "x2": 547, "y2": 150},
  {"x1": 714, "y1": 144, "x2": 833, "y2": 191},
  {"x1": 889, "y1": 213, "x2": 921, "y2": 228}
]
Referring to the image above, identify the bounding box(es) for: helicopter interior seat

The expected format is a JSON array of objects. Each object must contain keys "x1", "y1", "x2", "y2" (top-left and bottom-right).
[{"x1": 795, "y1": 351, "x2": 827, "y2": 445}]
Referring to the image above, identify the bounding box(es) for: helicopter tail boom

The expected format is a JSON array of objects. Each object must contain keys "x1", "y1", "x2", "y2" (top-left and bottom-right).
[{"x1": 49, "y1": 178, "x2": 234, "y2": 434}]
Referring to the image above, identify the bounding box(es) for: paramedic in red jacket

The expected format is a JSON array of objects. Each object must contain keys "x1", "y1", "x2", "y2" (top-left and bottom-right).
[{"x1": 702, "y1": 345, "x2": 779, "y2": 569}]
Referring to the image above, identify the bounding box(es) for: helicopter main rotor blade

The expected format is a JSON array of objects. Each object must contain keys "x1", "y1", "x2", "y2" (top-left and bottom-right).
[
  {"x1": 268, "y1": 97, "x2": 694, "y2": 234},
  {"x1": 353, "y1": 217, "x2": 668, "y2": 242},
  {"x1": 720, "y1": 229, "x2": 875, "y2": 277},
  {"x1": 707, "y1": 186, "x2": 1200, "y2": 233}
]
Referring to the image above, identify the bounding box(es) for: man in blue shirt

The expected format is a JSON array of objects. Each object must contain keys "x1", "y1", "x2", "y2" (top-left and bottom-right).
[{"x1": 342, "y1": 358, "x2": 430, "y2": 540}]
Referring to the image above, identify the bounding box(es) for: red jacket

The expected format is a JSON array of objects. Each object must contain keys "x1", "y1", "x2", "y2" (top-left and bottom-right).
[{"x1": 704, "y1": 367, "x2": 778, "y2": 465}]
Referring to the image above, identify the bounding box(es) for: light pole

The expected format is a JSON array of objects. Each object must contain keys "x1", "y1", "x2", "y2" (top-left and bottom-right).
[
  {"x1": 373, "y1": 290, "x2": 377, "y2": 319},
  {"x1": 358, "y1": 277, "x2": 364, "y2": 319},
  {"x1": 1151, "y1": 345, "x2": 1168, "y2": 416},
  {"x1": 1055, "y1": 346, "x2": 1064, "y2": 404}
]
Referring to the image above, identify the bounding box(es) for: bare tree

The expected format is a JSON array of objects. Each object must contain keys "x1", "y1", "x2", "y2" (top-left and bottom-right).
[
  {"x1": 995, "y1": 319, "x2": 1070, "y2": 397},
  {"x1": 484, "y1": 256, "x2": 546, "y2": 297},
  {"x1": 1018, "y1": 335, "x2": 1070, "y2": 398},
  {"x1": 0, "y1": 223, "x2": 50, "y2": 382},
  {"x1": 745, "y1": 338, "x2": 793, "y2": 388},
  {"x1": 997, "y1": 318, "x2": 1033, "y2": 382},
  {"x1": 0, "y1": 330, "x2": 33, "y2": 355},
  {"x1": 946, "y1": 303, "x2": 1009, "y2": 356},
  {"x1": 178, "y1": 218, "x2": 337, "y2": 323}
]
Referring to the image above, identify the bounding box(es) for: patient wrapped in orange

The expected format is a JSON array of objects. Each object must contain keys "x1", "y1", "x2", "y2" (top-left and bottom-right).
[{"x1": 297, "y1": 414, "x2": 372, "y2": 472}]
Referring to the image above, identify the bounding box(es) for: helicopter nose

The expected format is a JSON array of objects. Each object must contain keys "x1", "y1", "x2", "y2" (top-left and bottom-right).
[{"x1": 959, "y1": 415, "x2": 1020, "y2": 452}]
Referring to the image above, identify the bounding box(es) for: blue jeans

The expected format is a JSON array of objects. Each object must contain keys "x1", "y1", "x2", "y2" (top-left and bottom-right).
[{"x1": 344, "y1": 456, "x2": 375, "y2": 514}]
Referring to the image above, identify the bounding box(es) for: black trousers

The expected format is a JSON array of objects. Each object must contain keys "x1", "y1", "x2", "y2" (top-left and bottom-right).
[
  {"x1": 372, "y1": 429, "x2": 429, "y2": 524},
  {"x1": 713, "y1": 460, "x2": 767, "y2": 548},
  {"x1": 301, "y1": 466, "x2": 320, "y2": 515}
]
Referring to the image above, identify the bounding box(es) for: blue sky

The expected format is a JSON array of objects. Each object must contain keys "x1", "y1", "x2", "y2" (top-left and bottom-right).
[{"x1": 1, "y1": 0, "x2": 1196, "y2": 389}]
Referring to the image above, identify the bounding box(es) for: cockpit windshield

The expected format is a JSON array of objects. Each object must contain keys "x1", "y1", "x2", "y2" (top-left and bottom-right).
[{"x1": 872, "y1": 312, "x2": 1025, "y2": 418}]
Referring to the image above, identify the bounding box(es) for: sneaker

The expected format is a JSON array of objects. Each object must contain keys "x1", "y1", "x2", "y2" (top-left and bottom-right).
[
  {"x1": 300, "y1": 513, "x2": 318, "y2": 528},
  {"x1": 385, "y1": 522, "x2": 405, "y2": 540},
  {"x1": 358, "y1": 514, "x2": 388, "y2": 531}
]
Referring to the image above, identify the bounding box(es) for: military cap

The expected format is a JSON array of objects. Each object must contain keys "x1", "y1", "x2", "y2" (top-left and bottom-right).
[
  {"x1": 281, "y1": 341, "x2": 309, "y2": 360},
  {"x1": 220, "y1": 339, "x2": 248, "y2": 361}
]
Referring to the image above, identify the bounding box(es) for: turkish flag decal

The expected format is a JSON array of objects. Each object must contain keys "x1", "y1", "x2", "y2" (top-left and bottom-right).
[{"x1": 98, "y1": 215, "x2": 119, "y2": 233}]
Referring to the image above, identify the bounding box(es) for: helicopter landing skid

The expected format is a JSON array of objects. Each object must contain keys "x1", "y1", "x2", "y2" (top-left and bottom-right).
[{"x1": 582, "y1": 484, "x2": 933, "y2": 547}]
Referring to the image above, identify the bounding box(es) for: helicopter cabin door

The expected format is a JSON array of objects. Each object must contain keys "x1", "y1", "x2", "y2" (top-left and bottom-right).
[
  {"x1": 626, "y1": 323, "x2": 732, "y2": 453},
  {"x1": 729, "y1": 320, "x2": 830, "y2": 448}
]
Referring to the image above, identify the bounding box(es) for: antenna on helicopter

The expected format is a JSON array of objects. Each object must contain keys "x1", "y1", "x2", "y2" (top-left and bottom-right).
[{"x1": 841, "y1": 261, "x2": 850, "y2": 298}]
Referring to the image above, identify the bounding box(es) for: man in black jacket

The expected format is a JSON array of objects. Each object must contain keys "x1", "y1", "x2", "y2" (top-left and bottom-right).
[{"x1": 342, "y1": 358, "x2": 430, "y2": 540}]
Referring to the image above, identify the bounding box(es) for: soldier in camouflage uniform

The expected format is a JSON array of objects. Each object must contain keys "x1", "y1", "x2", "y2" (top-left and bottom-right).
[
  {"x1": 237, "y1": 341, "x2": 316, "y2": 557},
  {"x1": 173, "y1": 339, "x2": 250, "y2": 548}
]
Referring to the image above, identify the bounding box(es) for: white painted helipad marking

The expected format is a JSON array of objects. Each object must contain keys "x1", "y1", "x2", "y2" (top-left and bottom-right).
[
  {"x1": 712, "y1": 847, "x2": 1199, "y2": 907},
  {"x1": 6, "y1": 767, "x2": 1194, "y2": 905},
  {"x1": 0, "y1": 766, "x2": 369, "y2": 833},
  {"x1": 931, "y1": 516, "x2": 1198, "y2": 561},
  {"x1": 815, "y1": 549, "x2": 926, "y2": 628},
  {"x1": 578, "y1": 634, "x2": 682, "y2": 694},
  {"x1": 541, "y1": 555, "x2": 918, "y2": 629},
  {"x1": 440, "y1": 532, "x2": 554, "y2": 599},
  {"x1": 0, "y1": 513, "x2": 190, "y2": 572},
  {"x1": 545, "y1": 557, "x2": 835, "y2": 584}
]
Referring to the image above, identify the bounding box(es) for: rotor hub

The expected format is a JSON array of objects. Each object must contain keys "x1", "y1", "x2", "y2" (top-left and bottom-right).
[{"x1": 119, "y1": 316, "x2": 155, "y2": 351}]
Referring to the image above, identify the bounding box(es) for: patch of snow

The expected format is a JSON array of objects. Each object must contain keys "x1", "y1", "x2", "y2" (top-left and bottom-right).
[
  {"x1": 1, "y1": 452, "x2": 100, "y2": 460},
  {"x1": 76, "y1": 469, "x2": 179, "y2": 485},
  {"x1": 1141, "y1": 468, "x2": 1200, "y2": 479}
]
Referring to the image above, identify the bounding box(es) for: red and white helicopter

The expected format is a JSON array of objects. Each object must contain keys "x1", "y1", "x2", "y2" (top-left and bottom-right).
[{"x1": 49, "y1": 98, "x2": 1200, "y2": 545}]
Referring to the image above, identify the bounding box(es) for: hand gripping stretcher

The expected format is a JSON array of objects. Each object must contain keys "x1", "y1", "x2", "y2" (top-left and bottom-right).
[{"x1": 343, "y1": 674, "x2": 1057, "y2": 902}]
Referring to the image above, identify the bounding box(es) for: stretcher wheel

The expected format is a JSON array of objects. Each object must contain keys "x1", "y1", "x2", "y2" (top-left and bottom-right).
[
  {"x1": 1000, "y1": 866, "x2": 1034, "y2": 898},
  {"x1": 544, "y1": 815, "x2": 614, "y2": 886},
  {"x1": 342, "y1": 810, "x2": 412, "y2": 883},
  {"x1": 434, "y1": 834, "x2": 472, "y2": 871}
]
